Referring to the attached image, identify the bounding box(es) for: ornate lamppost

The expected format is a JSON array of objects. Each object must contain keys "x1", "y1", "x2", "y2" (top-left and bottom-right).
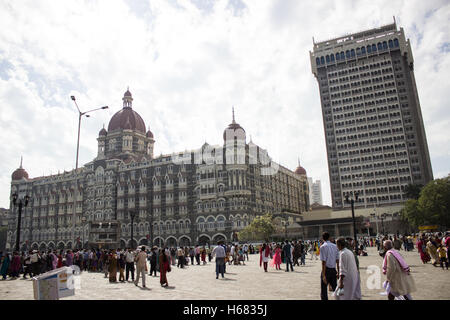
[
  {"x1": 11, "y1": 193, "x2": 30, "y2": 252},
  {"x1": 129, "y1": 211, "x2": 136, "y2": 249}
]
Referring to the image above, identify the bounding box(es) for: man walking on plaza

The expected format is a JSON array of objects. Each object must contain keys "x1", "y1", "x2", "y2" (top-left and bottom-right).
[
  {"x1": 293, "y1": 241, "x2": 301, "y2": 266},
  {"x1": 320, "y1": 232, "x2": 339, "y2": 300},
  {"x1": 299, "y1": 240, "x2": 306, "y2": 266},
  {"x1": 177, "y1": 247, "x2": 185, "y2": 268},
  {"x1": 382, "y1": 240, "x2": 416, "y2": 300},
  {"x1": 134, "y1": 246, "x2": 148, "y2": 288},
  {"x1": 283, "y1": 240, "x2": 294, "y2": 272},
  {"x1": 125, "y1": 248, "x2": 135, "y2": 282},
  {"x1": 336, "y1": 238, "x2": 361, "y2": 300},
  {"x1": 212, "y1": 241, "x2": 226, "y2": 279}
]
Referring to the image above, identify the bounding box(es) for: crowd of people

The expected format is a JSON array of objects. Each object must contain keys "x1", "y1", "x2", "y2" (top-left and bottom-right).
[{"x1": 0, "y1": 231, "x2": 448, "y2": 300}]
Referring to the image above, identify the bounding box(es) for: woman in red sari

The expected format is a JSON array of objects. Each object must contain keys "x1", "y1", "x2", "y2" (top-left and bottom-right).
[
  {"x1": 57, "y1": 251, "x2": 63, "y2": 268},
  {"x1": 159, "y1": 249, "x2": 170, "y2": 287},
  {"x1": 417, "y1": 236, "x2": 430, "y2": 264},
  {"x1": 201, "y1": 246, "x2": 207, "y2": 265}
]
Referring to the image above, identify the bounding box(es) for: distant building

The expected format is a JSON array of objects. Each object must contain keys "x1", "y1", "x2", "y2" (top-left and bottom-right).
[{"x1": 307, "y1": 178, "x2": 323, "y2": 205}]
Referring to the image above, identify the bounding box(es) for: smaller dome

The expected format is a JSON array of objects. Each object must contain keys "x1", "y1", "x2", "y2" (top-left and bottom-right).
[
  {"x1": 12, "y1": 168, "x2": 29, "y2": 181},
  {"x1": 146, "y1": 130, "x2": 154, "y2": 138},
  {"x1": 294, "y1": 166, "x2": 306, "y2": 176},
  {"x1": 99, "y1": 128, "x2": 107, "y2": 136},
  {"x1": 124, "y1": 89, "x2": 132, "y2": 97}
]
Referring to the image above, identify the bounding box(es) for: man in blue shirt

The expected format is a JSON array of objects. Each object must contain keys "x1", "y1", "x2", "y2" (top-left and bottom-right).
[{"x1": 320, "y1": 232, "x2": 339, "y2": 300}]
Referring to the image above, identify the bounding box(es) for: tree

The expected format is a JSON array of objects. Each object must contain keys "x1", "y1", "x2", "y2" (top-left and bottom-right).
[
  {"x1": 403, "y1": 183, "x2": 423, "y2": 200},
  {"x1": 238, "y1": 213, "x2": 276, "y2": 242},
  {"x1": 418, "y1": 177, "x2": 450, "y2": 228},
  {"x1": 400, "y1": 199, "x2": 424, "y2": 228},
  {"x1": 401, "y1": 177, "x2": 450, "y2": 229}
]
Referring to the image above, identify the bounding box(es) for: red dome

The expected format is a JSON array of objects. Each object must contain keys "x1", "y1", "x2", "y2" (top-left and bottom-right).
[
  {"x1": 107, "y1": 108, "x2": 146, "y2": 134},
  {"x1": 12, "y1": 168, "x2": 29, "y2": 180},
  {"x1": 295, "y1": 166, "x2": 306, "y2": 175},
  {"x1": 99, "y1": 128, "x2": 107, "y2": 136},
  {"x1": 146, "y1": 130, "x2": 154, "y2": 138}
]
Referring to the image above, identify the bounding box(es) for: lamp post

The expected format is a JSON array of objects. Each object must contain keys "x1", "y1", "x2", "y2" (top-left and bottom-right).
[
  {"x1": 11, "y1": 193, "x2": 30, "y2": 252},
  {"x1": 344, "y1": 192, "x2": 359, "y2": 256},
  {"x1": 380, "y1": 213, "x2": 386, "y2": 235},
  {"x1": 81, "y1": 216, "x2": 87, "y2": 249},
  {"x1": 129, "y1": 211, "x2": 136, "y2": 249},
  {"x1": 70, "y1": 96, "x2": 108, "y2": 249}
]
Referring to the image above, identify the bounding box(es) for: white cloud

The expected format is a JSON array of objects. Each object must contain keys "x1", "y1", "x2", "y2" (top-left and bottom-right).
[{"x1": 0, "y1": 0, "x2": 449, "y2": 208}]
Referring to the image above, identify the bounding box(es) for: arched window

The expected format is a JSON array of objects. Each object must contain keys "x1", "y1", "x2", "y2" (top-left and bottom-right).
[
  {"x1": 207, "y1": 217, "x2": 215, "y2": 229},
  {"x1": 350, "y1": 49, "x2": 355, "y2": 57},
  {"x1": 340, "y1": 52, "x2": 345, "y2": 60},
  {"x1": 316, "y1": 57, "x2": 320, "y2": 65},
  {"x1": 372, "y1": 44, "x2": 377, "y2": 52},
  {"x1": 361, "y1": 46, "x2": 366, "y2": 54},
  {"x1": 197, "y1": 218, "x2": 205, "y2": 231},
  {"x1": 330, "y1": 53, "x2": 335, "y2": 62},
  {"x1": 320, "y1": 56, "x2": 325, "y2": 64},
  {"x1": 377, "y1": 42, "x2": 382, "y2": 50},
  {"x1": 326, "y1": 55, "x2": 330, "y2": 63},
  {"x1": 345, "y1": 50, "x2": 350, "y2": 58},
  {"x1": 217, "y1": 216, "x2": 225, "y2": 229},
  {"x1": 356, "y1": 47, "x2": 361, "y2": 56},
  {"x1": 367, "y1": 45, "x2": 371, "y2": 53},
  {"x1": 336, "y1": 52, "x2": 340, "y2": 61},
  {"x1": 394, "y1": 38, "x2": 399, "y2": 47},
  {"x1": 388, "y1": 39, "x2": 393, "y2": 48},
  {"x1": 382, "y1": 41, "x2": 387, "y2": 50}
]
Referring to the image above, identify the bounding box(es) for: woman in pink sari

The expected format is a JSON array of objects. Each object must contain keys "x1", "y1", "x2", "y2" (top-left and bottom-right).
[{"x1": 271, "y1": 244, "x2": 282, "y2": 270}]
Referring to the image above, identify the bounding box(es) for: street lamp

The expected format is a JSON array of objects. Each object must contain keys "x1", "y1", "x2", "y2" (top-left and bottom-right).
[
  {"x1": 70, "y1": 96, "x2": 108, "y2": 248},
  {"x1": 129, "y1": 211, "x2": 136, "y2": 249},
  {"x1": 11, "y1": 193, "x2": 30, "y2": 252},
  {"x1": 344, "y1": 192, "x2": 359, "y2": 256},
  {"x1": 380, "y1": 213, "x2": 386, "y2": 235},
  {"x1": 81, "y1": 216, "x2": 87, "y2": 249},
  {"x1": 284, "y1": 220, "x2": 289, "y2": 240}
]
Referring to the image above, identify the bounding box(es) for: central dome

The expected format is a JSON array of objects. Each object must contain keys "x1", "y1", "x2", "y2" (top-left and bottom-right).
[{"x1": 107, "y1": 89, "x2": 146, "y2": 134}]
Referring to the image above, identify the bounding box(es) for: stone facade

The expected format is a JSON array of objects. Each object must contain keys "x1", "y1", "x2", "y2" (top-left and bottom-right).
[{"x1": 8, "y1": 90, "x2": 309, "y2": 250}]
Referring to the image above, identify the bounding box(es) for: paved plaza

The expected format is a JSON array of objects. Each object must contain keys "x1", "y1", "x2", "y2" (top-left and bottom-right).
[{"x1": 1, "y1": 248, "x2": 449, "y2": 300}]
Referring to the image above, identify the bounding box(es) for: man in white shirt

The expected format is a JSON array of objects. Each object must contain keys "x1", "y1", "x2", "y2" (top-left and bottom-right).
[
  {"x1": 212, "y1": 241, "x2": 226, "y2": 279},
  {"x1": 125, "y1": 248, "x2": 135, "y2": 282},
  {"x1": 319, "y1": 232, "x2": 339, "y2": 300},
  {"x1": 134, "y1": 247, "x2": 148, "y2": 288},
  {"x1": 243, "y1": 244, "x2": 249, "y2": 261}
]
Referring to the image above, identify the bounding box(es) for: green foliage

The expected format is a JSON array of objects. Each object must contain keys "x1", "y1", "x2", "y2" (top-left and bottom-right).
[
  {"x1": 238, "y1": 213, "x2": 276, "y2": 242},
  {"x1": 401, "y1": 177, "x2": 450, "y2": 228},
  {"x1": 417, "y1": 177, "x2": 450, "y2": 227},
  {"x1": 403, "y1": 183, "x2": 423, "y2": 200}
]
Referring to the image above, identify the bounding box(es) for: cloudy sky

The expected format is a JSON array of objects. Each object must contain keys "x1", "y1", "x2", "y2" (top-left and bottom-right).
[{"x1": 0, "y1": 0, "x2": 449, "y2": 209}]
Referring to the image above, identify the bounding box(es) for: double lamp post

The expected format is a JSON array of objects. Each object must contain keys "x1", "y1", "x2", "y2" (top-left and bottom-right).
[
  {"x1": 11, "y1": 193, "x2": 30, "y2": 252},
  {"x1": 70, "y1": 96, "x2": 108, "y2": 249}
]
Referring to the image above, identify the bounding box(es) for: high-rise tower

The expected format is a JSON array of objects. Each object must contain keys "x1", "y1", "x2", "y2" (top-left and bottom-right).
[{"x1": 310, "y1": 21, "x2": 433, "y2": 209}]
